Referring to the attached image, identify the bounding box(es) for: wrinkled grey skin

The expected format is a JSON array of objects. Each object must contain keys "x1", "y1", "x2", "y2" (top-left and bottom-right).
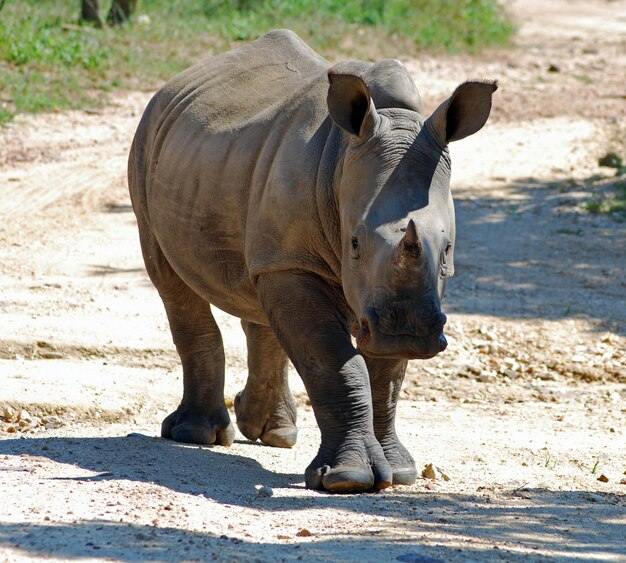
[{"x1": 128, "y1": 30, "x2": 496, "y2": 493}]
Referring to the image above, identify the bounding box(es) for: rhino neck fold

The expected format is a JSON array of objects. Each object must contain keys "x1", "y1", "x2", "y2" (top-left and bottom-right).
[{"x1": 315, "y1": 120, "x2": 349, "y2": 282}]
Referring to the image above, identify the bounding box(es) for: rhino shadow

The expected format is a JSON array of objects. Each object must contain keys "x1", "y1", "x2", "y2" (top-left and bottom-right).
[
  {"x1": 0, "y1": 434, "x2": 302, "y2": 500},
  {"x1": 1, "y1": 435, "x2": 625, "y2": 562}
]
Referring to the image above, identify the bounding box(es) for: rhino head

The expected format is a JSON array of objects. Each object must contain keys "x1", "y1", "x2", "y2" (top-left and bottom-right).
[{"x1": 327, "y1": 68, "x2": 497, "y2": 360}]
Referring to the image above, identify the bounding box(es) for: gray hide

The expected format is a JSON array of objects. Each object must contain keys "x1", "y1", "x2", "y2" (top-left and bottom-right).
[{"x1": 129, "y1": 30, "x2": 497, "y2": 493}]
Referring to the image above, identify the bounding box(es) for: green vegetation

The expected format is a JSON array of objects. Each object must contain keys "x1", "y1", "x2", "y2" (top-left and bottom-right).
[
  {"x1": 556, "y1": 228, "x2": 583, "y2": 236},
  {"x1": 582, "y1": 182, "x2": 626, "y2": 219},
  {"x1": 0, "y1": 0, "x2": 513, "y2": 123},
  {"x1": 582, "y1": 154, "x2": 626, "y2": 220},
  {"x1": 202, "y1": 0, "x2": 513, "y2": 50}
]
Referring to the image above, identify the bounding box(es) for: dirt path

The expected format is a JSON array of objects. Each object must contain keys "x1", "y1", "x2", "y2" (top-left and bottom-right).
[{"x1": 1, "y1": 1, "x2": 625, "y2": 561}]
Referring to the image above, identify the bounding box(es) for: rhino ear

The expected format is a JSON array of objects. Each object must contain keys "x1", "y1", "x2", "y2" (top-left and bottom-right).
[
  {"x1": 427, "y1": 80, "x2": 497, "y2": 145},
  {"x1": 327, "y1": 70, "x2": 380, "y2": 140}
]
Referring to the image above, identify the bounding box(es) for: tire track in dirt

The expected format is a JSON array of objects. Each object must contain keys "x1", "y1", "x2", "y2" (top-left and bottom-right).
[
  {"x1": 0, "y1": 159, "x2": 122, "y2": 216},
  {"x1": 0, "y1": 92, "x2": 151, "y2": 216}
]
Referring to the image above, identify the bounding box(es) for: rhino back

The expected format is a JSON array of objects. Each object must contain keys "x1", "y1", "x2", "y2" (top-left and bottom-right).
[
  {"x1": 130, "y1": 30, "x2": 336, "y2": 320},
  {"x1": 158, "y1": 30, "x2": 328, "y2": 135}
]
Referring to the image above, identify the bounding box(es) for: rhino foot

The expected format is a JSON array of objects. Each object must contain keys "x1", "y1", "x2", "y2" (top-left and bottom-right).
[
  {"x1": 305, "y1": 437, "x2": 393, "y2": 493},
  {"x1": 382, "y1": 439, "x2": 417, "y2": 485},
  {"x1": 234, "y1": 390, "x2": 297, "y2": 448},
  {"x1": 161, "y1": 406, "x2": 235, "y2": 446}
]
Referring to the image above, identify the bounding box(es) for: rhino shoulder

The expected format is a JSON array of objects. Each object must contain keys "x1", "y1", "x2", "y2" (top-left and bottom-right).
[{"x1": 257, "y1": 29, "x2": 329, "y2": 68}]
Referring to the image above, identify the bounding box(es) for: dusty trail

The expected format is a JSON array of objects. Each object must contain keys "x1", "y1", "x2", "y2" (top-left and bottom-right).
[{"x1": 1, "y1": 1, "x2": 625, "y2": 561}]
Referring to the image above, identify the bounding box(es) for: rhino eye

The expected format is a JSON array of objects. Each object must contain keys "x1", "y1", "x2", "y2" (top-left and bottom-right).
[
  {"x1": 351, "y1": 236, "x2": 360, "y2": 259},
  {"x1": 350, "y1": 225, "x2": 366, "y2": 260}
]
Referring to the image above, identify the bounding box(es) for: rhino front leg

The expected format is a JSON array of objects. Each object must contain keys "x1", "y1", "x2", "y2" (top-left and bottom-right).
[
  {"x1": 235, "y1": 320, "x2": 298, "y2": 448},
  {"x1": 256, "y1": 272, "x2": 392, "y2": 493},
  {"x1": 366, "y1": 357, "x2": 417, "y2": 485},
  {"x1": 137, "y1": 225, "x2": 234, "y2": 447}
]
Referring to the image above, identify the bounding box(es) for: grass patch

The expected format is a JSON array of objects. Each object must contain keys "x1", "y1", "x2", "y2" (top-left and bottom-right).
[
  {"x1": 556, "y1": 228, "x2": 583, "y2": 236},
  {"x1": 0, "y1": 0, "x2": 513, "y2": 124},
  {"x1": 573, "y1": 74, "x2": 594, "y2": 85},
  {"x1": 201, "y1": 0, "x2": 513, "y2": 51},
  {"x1": 582, "y1": 182, "x2": 626, "y2": 219},
  {"x1": 582, "y1": 153, "x2": 626, "y2": 219}
]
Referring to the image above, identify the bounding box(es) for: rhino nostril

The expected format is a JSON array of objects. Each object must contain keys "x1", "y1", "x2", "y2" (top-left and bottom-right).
[{"x1": 439, "y1": 333, "x2": 448, "y2": 351}]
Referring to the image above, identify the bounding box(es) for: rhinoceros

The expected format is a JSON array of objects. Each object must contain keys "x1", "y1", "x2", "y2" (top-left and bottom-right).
[{"x1": 128, "y1": 29, "x2": 496, "y2": 493}]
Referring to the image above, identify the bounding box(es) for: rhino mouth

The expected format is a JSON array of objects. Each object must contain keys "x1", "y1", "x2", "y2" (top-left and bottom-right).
[{"x1": 356, "y1": 307, "x2": 447, "y2": 360}]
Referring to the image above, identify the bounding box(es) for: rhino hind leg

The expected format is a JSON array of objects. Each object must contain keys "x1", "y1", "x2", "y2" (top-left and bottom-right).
[
  {"x1": 366, "y1": 357, "x2": 417, "y2": 485},
  {"x1": 234, "y1": 320, "x2": 297, "y2": 448},
  {"x1": 137, "y1": 222, "x2": 235, "y2": 447}
]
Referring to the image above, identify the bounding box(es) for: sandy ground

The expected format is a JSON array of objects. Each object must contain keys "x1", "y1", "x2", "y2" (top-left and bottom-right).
[{"x1": 1, "y1": 0, "x2": 625, "y2": 561}]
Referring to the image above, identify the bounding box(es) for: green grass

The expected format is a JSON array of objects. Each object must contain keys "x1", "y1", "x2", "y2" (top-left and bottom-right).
[
  {"x1": 582, "y1": 154, "x2": 626, "y2": 219},
  {"x1": 583, "y1": 183, "x2": 626, "y2": 219},
  {"x1": 556, "y1": 228, "x2": 583, "y2": 236},
  {"x1": 0, "y1": 0, "x2": 513, "y2": 123}
]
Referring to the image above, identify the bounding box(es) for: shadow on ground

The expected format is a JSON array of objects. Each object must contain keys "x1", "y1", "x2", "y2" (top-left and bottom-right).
[
  {"x1": 1, "y1": 434, "x2": 624, "y2": 561},
  {"x1": 448, "y1": 174, "x2": 625, "y2": 330}
]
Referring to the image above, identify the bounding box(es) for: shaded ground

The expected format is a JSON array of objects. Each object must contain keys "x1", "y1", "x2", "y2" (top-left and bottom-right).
[{"x1": 0, "y1": 0, "x2": 625, "y2": 561}]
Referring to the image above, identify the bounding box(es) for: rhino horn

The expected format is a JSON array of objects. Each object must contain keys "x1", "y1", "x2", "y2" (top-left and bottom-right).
[{"x1": 401, "y1": 219, "x2": 421, "y2": 254}]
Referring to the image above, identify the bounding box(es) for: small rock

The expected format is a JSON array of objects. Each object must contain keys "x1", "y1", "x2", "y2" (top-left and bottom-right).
[
  {"x1": 476, "y1": 372, "x2": 497, "y2": 383},
  {"x1": 42, "y1": 416, "x2": 63, "y2": 429},
  {"x1": 255, "y1": 485, "x2": 273, "y2": 497},
  {"x1": 18, "y1": 410, "x2": 32, "y2": 422},
  {"x1": 296, "y1": 528, "x2": 312, "y2": 537},
  {"x1": 40, "y1": 352, "x2": 64, "y2": 360},
  {"x1": 2, "y1": 407, "x2": 16, "y2": 422},
  {"x1": 6, "y1": 425, "x2": 16, "y2": 433},
  {"x1": 597, "y1": 474, "x2": 609, "y2": 483},
  {"x1": 478, "y1": 327, "x2": 497, "y2": 341},
  {"x1": 503, "y1": 369, "x2": 518, "y2": 380},
  {"x1": 547, "y1": 63, "x2": 561, "y2": 72},
  {"x1": 608, "y1": 391, "x2": 621, "y2": 403},
  {"x1": 598, "y1": 152, "x2": 622, "y2": 169},
  {"x1": 537, "y1": 372, "x2": 558, "y2": 381},
  {"x1": 421, "y1": 463, "x2": 450, "y2": 481}
]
